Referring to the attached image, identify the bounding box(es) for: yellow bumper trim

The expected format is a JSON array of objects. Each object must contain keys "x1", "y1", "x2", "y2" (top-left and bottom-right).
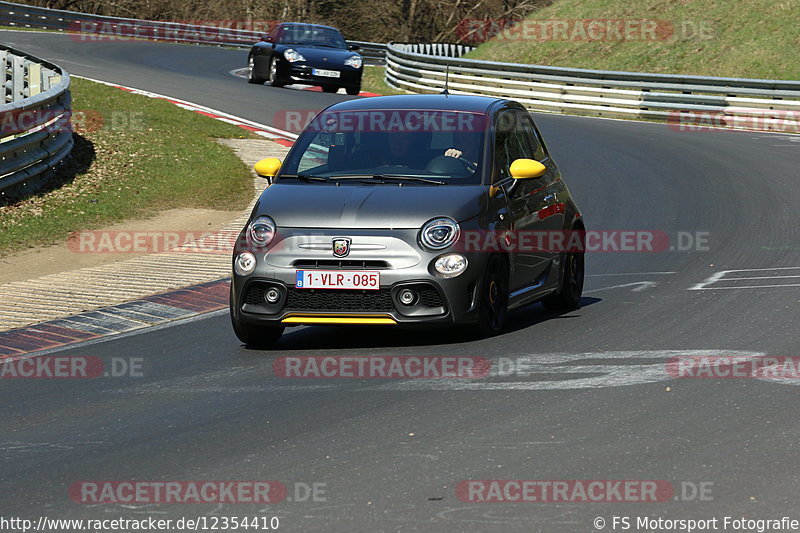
[{"x1": 281, "y1": 314, "x2": 397, "y2": 325}]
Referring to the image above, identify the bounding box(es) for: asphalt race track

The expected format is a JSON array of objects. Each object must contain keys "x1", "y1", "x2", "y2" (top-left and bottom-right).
[{"x1": 2, "y1": 30, "x2": 800, "y2": 532}]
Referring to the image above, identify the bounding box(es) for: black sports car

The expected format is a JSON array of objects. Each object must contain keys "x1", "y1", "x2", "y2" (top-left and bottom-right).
[
  {"x1": 230, "y1": 94, "x2": 585, "y2": 348},
  {"x1": 247, "y1": 22, "x2": 363, "y2": 95}
]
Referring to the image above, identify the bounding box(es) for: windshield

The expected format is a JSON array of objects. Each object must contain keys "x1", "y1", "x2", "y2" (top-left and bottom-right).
[
  {"x1": 279, "y1": 109, "x2": 488, "y2": 185},
  {"x1": 277, "y1": 25, "x2": 347, "y2": 48}
]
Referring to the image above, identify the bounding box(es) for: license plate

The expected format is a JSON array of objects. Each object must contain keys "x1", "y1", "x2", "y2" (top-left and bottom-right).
[
  {"x1": 296, "y1": 270, "x2": 380, "y2": 290},
  {"x1": 313, "y1": 68, "x2": 340, "y2": 78}
]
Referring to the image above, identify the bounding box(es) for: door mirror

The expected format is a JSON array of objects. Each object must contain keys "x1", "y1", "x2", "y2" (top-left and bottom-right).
[
  {"x1": 254, "y1": 157, "x2": 282, "y2": 178},
  {"x1": 348, "y1": 43, "x2": 361, "y2": 51},
  {"x1": 260, "y1": 34, "x2": 272, "y2": 42},
  {"x1": 510, "y1": 158, "x2": 546, "y2": 179}
]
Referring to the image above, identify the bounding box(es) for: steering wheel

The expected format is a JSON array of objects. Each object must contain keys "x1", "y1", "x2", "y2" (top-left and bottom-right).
[
  {"x1": 426, "y1": 155, "x2": 478, "y2": 175},
  {"x1": 454, "y1": 156, "x2": 478, "y2": 173}
]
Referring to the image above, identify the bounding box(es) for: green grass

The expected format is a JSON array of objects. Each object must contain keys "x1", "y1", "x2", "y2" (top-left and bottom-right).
[
  {"x1": 465, "y1": 0, "x2": 800, "y2": 80},
  {"x1": 0, "y1": 77, "x2": 255, "y2": 255},
  {"x1": 361, "y1": 65, "x2": 406, "y2": 95}
]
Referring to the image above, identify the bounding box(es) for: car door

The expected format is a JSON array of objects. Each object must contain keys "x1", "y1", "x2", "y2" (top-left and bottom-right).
[
  {"x1": 492, "y1": 110, "x2": 557, "y2": 293},
  {"x1": 517, "y1": 111, "x2": 565, "y2": 257}
]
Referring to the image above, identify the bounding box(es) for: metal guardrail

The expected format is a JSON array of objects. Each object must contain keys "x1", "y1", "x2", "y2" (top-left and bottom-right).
[
  {"x1": 386, "y1": 43, "x2": 800, "y2": 130},
  {"x1": 0, "y1": 44, "x2": 72, "y2": 196},
  {"x1": 0, "y1": 1, "x2": 387, "y2": 63}
]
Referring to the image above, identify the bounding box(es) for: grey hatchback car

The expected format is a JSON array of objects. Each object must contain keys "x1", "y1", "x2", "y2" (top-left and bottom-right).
[{"x1": 230, "y1": 94, "x2": 584, "y2": 347}]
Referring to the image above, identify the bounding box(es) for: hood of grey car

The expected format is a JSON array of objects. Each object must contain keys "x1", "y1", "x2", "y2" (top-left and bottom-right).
[{"x1": 256, "y1": 184, "x2": 487, "y2": 229}]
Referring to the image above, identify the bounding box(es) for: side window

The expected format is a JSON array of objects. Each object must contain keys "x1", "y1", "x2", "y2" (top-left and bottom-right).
[
  {"x1": 516, "y1": 112, "x2": 546, "y2": 161},
  {"x1": 493, "y1": 111, "x2": 532, "y2": 182}
]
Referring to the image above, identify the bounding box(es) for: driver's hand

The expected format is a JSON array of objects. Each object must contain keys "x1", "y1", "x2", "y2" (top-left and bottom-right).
[{"x1": 444, "y1": 148, "x2": 463, "y2": 158}]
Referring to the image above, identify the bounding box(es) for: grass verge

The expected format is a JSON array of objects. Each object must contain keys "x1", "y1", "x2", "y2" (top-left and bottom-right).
[
  {"x1": 0, "y1": 77, "x2": 255, "y2": 255},
  {"x1": 465, "y1": 0, "x2": 800, "y2": 80},
  {"x1": 361, "y1": 65, "x2": 406, "y2": 95}
]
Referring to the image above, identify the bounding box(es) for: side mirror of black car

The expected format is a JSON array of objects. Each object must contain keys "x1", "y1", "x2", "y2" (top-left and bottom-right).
[
  {"x1": 261, "y1": 34, "x2": 272, "y2": 42},
  {"x1": 348, "y1": 43, "x2": 361, "y2": 51}
]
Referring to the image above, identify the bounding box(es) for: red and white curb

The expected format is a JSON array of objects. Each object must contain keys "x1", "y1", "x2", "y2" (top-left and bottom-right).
[
  {"x1": 76, "y1": 75, "x2": 300, "y2": 147},
  {"x1": 0, "y1": 279, "x2": 231, "y2": 358}
]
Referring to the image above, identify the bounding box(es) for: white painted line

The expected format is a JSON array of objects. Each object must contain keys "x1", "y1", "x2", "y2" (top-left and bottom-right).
[
  {"x1": 692, "y1": 284, "x2": 800, "y2": 290},
  {"x1": 584, "y1": 281, "x2": 657, "y2": 294},
  {"x1": 587, "y1": 272, "x2": 676, "y2": 277},
  {"x1": 690, "y1": 267, "x2": 800, "y2": 290}
]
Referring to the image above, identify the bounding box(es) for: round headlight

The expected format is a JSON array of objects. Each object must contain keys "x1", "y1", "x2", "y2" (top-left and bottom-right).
[
  {"x1": 420, "y1": 217, "x2": 460, "y2": 251},
  {"x1": 283, "y1": 48, "x2": 306, "y2": 63},
  {"x1": 234, "y1": 251, "x2": 257, "y2": 276},
  {"x1": 247, "y1": 216, "x2": 276, "y2": 249},
  {"x1": 344, "y1": 55, "x2": 363, "y2": 69},
  {"x1": 434, "y1": 253, "x2": 468, "y2": 278}
]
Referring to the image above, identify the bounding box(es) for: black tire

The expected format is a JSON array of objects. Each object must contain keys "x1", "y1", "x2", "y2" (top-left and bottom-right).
[
  {"x1": 543, "y1": 250, "x2": 585, "y2": 311},
  {"x1": 345, "y1": 85, "x2": 361, "y2": 96},
  {"x1": 230, "y1": 288, "x2": 284, "y2": 348},
  {"x1": 476, "y1": 255, "x2": 509, "y2": 337},
  {"x1": 269, "y1": 58, "x2": 285, "y2": 88},
  {"x1": 248, "y1": 55, "x2": 266, "y2": 84},
  {"x1": 322, "y1": 86, "x2": 339, "y2": 93}
]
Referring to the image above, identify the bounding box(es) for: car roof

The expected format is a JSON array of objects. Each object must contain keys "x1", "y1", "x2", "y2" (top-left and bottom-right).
[
  {"x1": 275, "y1": 22, "x2": 339, "y2": 32},
  {"x1": 323, "y1": 94, "x2": 513, "y2": 115}
]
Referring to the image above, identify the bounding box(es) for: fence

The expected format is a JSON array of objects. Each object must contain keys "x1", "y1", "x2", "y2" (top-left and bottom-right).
[
  {"x1": 0, "y1": 44, "x2": 72, "y2": 196},
  {"x1": 385, "y1": 42, "x2": 800, "y2": 130}
]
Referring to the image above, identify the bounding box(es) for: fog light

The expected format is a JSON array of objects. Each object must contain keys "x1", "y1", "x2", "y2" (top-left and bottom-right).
[
  {"x1": 434, "y1": 253, "x2": 468, "y2": 278},
  {"x1": 265, "y1": 287, "x2": 281, "y2": 304},
  {"x1": 234, "y1": 252, "x2": 256, "y2": 276},
  {"x1": 399, "y1": 289, "x2": 417, "y2": 306}
]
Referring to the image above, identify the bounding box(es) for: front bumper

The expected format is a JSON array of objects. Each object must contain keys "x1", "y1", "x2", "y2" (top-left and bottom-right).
[
  {"x1": 283, "y1": 62, "x2": 362, "y2": 88},
  {"x1": 231, "y1": 229, "x2": 486, "y2": 327}
]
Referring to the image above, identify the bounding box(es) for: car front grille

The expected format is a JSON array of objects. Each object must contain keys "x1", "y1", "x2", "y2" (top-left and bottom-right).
[
  {"x1": 293, "y1": 259, "x2": 390, "y2": 270},
  {"x1": 417, "y1": 286, "x2": 444, "y2": 307},
  {"x1": 286, "y1": 288, "x2": 395, "y2": 311},
  {"x1": 245, "y1": 285, "x2": 267, "y2": 305}
]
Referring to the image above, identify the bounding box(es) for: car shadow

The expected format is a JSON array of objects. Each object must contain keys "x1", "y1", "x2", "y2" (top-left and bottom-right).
[{"x1": 246, "y1": 296, "x2": 602, "y2": 352}]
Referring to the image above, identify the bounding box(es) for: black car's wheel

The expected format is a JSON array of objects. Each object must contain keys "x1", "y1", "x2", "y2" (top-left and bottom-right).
[
  {"x1": 543, "y1": 249, "x2": 585, "y2": 311},
  {"x1": 476, "y1": 255, "x2": 509, "y2": 337},
  {"x1": 248, "y1": 55, "x2": 266, "y2": 84},
  {"x1": 230, "y1": 288, "x2": 284, "y2": 348},
  {"x1": 345, "y1": 85, "x2": 361, "y2": 96},
  {"x1": 322, "y1": 86, "x2": 339, "y2": 93},
  {"x1": 269, "y1": 58, "x2": 285, "y2": 88}
]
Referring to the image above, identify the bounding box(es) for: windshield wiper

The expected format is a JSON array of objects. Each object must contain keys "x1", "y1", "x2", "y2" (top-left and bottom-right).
[
  {"x1": 279, "y1": 173, "x2": 329, "y2": 182},
  {"x1": 329, "y1": 174, "x2": 446, "y2": 185}
]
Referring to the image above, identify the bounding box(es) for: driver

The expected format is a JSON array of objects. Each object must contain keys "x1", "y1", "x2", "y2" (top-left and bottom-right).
[
  {"x1": 443, "y1": 130, "x2": 482, "y2": 167},
  {"x1": 381, "y1": 130, "x2": 417, "y2": 167}
]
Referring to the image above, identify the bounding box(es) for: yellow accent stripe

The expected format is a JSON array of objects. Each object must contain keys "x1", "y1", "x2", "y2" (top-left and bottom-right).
[{"x1": 281, "y1": 315, "x2": 397, "y2": 325}]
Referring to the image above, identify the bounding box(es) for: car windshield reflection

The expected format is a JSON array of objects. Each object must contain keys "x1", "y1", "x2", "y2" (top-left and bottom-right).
[{"x1": 279, "y1": 110, "x2": 487, "y2": 185}]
